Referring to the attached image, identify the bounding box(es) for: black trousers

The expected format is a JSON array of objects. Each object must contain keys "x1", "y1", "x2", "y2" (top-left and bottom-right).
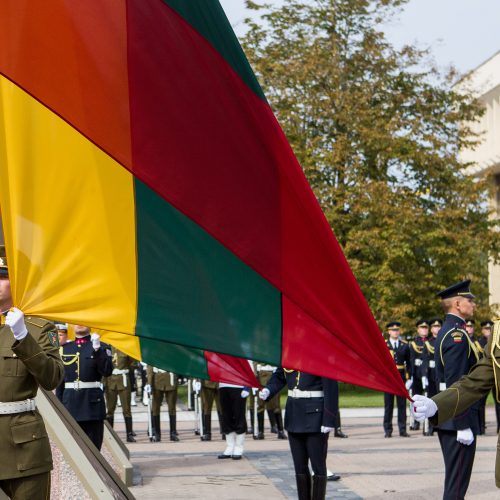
[
  {"x1": 219, "y1": 387, "x2": 247, "y2": 434},
  {"x1": 383, "y1": 392, "x2": 406, "y2": 433},
  {"x1": 79, "y1": 419, "x2": 105, "y2": 450},
  {"x1": 288, "y1": 432, "x2": 329, "y2": 476},
  {"x1": 437, "y1": 429, "x2": 476, "y2": 500}
]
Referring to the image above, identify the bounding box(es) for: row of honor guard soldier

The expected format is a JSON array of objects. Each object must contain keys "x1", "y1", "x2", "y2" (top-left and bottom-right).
[
  {"x1": 56, "y1": 324, "x2": 113, "y2": 450},
  {"x1": 0, "y1": 245, "x2": 65, "y2": 499},
  {"x1": 105, "y1": 347, "x2": 137, "y2": 442},
  {"x1": 145, "y1": 367, "x2": 180, "y2": 442}
]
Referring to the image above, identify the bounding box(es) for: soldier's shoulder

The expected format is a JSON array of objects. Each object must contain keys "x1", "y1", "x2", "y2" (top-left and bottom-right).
[{"x1": 25, "y1": 316, "x2": 54, "y2": 329}]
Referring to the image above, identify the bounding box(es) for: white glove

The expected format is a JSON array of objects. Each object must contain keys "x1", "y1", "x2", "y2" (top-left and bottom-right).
[
  {"x1": 5, "y1": 307, "x2": 28, "y2": 341},
  {"x1": 252, "y1": 387, "x2": 258, "y2": 396},
  {"x1": 321, "y1": 426, "x2": 333, "y2": 433},
  {"x1": 421, "y1": 376, "x2": 428, "y2": 389},
  {"x1": 241, "y1": 389, "x2": 250, "y2": 398},
  {"x1": 259, "y1": 388, "x2": 270, "y2": 400},
  {"x1": 192, "y1": 380, "x2": 201, "y2": 392},
  {"x1": 411, "y1": 394, "x2": 438, "y2": 422},
  {"x1": 90, "y1": 333, "x2": 101, "y2": 350},
  {"x1": 145, "y1": 384, "x2": 152, "y2": 394},
  {"x1": 456, "y1": 428, "x2": 474, "y2": 446},
  {"x1": 405, "y1": 378, "x2": 413, "y2": 390}
]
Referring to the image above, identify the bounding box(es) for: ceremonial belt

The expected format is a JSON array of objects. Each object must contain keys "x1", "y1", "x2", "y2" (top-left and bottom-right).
[
  {"x1": 65, "y1": 381, "x2": 102, "y2": 390},
  {"x1": 257, "y1": 365, "x2": 275, "y2": 372},
  {"x1": 396, "y1": 364, "x2": 405, "y2": 370},
  {"x1": 153, "y1": 368, "x2": 166, "y2": 373},
  {"x1": 414, "y1": 359, "x2": 423, "y2": 366},
  {"x1": 0, "y1": 398, "x2": 36, "y2": 414},
  {"x1": 112, "y1": 368, "x2": 129, "y2": 387},
  {"x1": 288, "y1": 389, "x2": 324, "y2": 398}
]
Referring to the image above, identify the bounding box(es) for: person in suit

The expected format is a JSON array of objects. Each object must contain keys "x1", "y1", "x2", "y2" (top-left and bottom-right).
[
  {"x1": 260, "y1": 369, "x2": 338, "y2": 500},
  {"x1": 56, "y1": 325, "x2": 113, "y2": 450},
  {"x1": 412, "y1": 280, "x2": 480, "y2": 500},
  {"x1": 0, "y1": 245, "x2": 64, "y2": 499},
  {"x1": 383, "y1": 321, "x2": 411, "y2": 438}
]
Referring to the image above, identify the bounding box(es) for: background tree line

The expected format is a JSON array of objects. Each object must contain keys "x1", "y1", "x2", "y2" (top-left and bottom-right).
[{"x1": 241, "y1": 0, "x2": 500, "y2": 332}]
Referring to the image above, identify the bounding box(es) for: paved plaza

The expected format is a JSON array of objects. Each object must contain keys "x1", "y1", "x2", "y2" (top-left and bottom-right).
[{"x1": 114, "y1": 405, "x2": 499, "y2": 499}]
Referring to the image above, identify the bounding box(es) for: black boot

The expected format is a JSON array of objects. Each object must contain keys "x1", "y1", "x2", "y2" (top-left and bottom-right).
[
  {"x1": 201, "y1": 414, "x2": 212, "y2": 441},
  {"x1": 334, "y1": 413, "x2": 348, "y2": 438},
  {"x1": 218, "y1": 411, "x2": 225, "y2": 439},
  {"x1": 295, "y1": 474, "x2": 311, "y2": 500},
  {"x1": 312, "y1": 475, "x2": 327, "y2": 500},
  {"x1": 275, "y1": 412, "x2": 287, "y2": 439},
  {"x1": 125, "y1": 416, "x2": 136, "y2": 443},
  {"x1": 268, "y1": 409, "x2": 278, "y2": 434},
  {"x1": 255, "y1": 412, "x2": 265, "y2": 439},
  {"x1": 106, "y1": 415, "x2": 114, "y2": 428},
  {"x1": 153, "y1": 415, "x2": 161, "y2": 442},
  {"x1": 170, "y1": 414, "x2": 180, "y2": 442}
]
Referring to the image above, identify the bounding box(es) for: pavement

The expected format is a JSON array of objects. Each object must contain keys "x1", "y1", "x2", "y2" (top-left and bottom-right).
[{"x1": 111, "y1": 403, "x2": 499, "y2": 499}]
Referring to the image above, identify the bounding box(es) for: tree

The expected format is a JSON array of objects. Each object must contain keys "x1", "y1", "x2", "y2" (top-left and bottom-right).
[{"x1": 241, "y1": 0, "x2": 500, "y2": 332}]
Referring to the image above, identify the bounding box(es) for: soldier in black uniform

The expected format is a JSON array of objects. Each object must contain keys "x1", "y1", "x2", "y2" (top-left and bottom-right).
[
  {"x1": 260, "y1": 369, "x2": 337, "y2": 500},
  {"x1": 408, "y1": 319, "x2": 429, "y2": 430},
  {"x1": 56, "y1": 325, "x2": 113, "y2": 450},
  {"x1": 434, "y1": 280, "x2": 480, "y2": 500},
  {"x1": 383, "y1": 321, "x2": 411, "y2": 438},
  {"x1": 422, "y1": 318, "x2": 441, "y2": 436},
  {"x1": 0, "y1": 246, "x2": 64, "y2": 499},
  {"x1": 477, "y1": 320, "x2": 500, "y2": 434}
]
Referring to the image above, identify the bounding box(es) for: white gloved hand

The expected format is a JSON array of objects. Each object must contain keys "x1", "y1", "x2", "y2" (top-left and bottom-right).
[
  {"x1": 241, "y1": 389, "x2": 250, "y2": 398},
  {"x1": 259, "y1": 388, "x2": 270, "y2": 400},
  {"x1": 405, "y1": 378, "x2": 413, "y2": 390},
  {"x1": 5, "y1": 307, "x2": 28, "y2": 341},
  {"x1": 456, "y1": 428, "x2": 474, "y2": 446},
  {"x1": 321, "y1": 426, "x2": 333, "y2": 433},
  {"x1": 145, "y1": 384, "x2": 152, "y2": 394},
  {"x1": 90, "y1": 333, "x2": 101, "y2": 350},
  {"x1": 192, "y1": 380, "x2": 201, "y2": 392},
  {"x1": 252, "y1": 387, "x2": 258, "y2": 396},
  {"x1": 421, "y1": 376, "x2": 428, "y2": 389},
  {"x1": 411, "y1": 394, "x2": 438, "y2": 422}
]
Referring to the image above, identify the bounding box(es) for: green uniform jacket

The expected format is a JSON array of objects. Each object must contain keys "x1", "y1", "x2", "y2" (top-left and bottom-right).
[
  {"x1": 147, "y1": 366, "x2": 177, "y2": 391},
  {"x1": 431, "y1": 334, "x2": 500, "y2": 487},
  {"x1": 105, "y1": 348, "x2": 134, "y2": 391},
  {"x1": 0, "y1": 316, "x2": 63, "y2": 479}
]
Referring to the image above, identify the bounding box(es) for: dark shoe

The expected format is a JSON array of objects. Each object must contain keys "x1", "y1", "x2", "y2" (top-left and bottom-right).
[
  {"x1": 218, "y1": 454, "x2": 232, "y2": 459},
  {"x1": 327, "y1": 473, "x2": 341, "y2": 481},
  {"x1": 255, "y1": 432, "x2": 264, "y2": 440},
  {"x1": 169, "y1": 414, "x2": 179, "y2": 441},
  {"x1": 153, "y1": 415, "x2": 161, "y2": 442},
  {"x1": 170, "y1": 432, "x2": 180, "y2": 442},
  {"x1": 384, "y1": 432, "x2": 392, "y2": 438},
  {"x1": 277, "y1": 430, "x2": 287, "y2": 440},
  {"x1": 201, "y1": 434, "x2": 212, "y2": 441},
  {"x1": 409, "y1": 422, "x2": 420, "y2": 431},
  {"x1": 125, "y1": 417, "x2": 136, "y2": 442},
  {"x1": 400, "y1": 432, "x2": 410, "y2": 437},
  {"x1": 334, "y1": 427, "x2": 348, "y2": 438},
  {"x1": 295, "y1": 474, "x2": 311, "y2": 500},
  {"x1": 231, "y1": 454, "x2": 242, "y2": 460}
]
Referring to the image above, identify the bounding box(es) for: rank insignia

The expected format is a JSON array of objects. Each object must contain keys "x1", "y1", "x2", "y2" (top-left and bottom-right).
[{"x1": 48, "y1": 330, "x2": 59, "y2": 347}]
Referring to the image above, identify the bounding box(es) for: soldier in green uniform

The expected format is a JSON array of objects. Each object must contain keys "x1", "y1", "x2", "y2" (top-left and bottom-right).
[
  {"x1": 146, "y1": 366, "x2": 180, "y2": 442},
  {"x1": 105, "y1": 347, "x2": 136, "y2": 442},
  {"x1": 199, "y1": 379, "x2": 221, "y2": 441},
  {"x1": 0, "y1": 245, "x2": 64, "y2": 499}
]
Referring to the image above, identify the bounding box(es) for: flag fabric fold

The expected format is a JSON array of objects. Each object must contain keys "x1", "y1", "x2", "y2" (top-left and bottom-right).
[{"x1": 0, "y1": 0, "x2": 407, "y2": 397}]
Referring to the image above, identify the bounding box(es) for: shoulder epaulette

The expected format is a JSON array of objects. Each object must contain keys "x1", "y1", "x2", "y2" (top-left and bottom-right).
[{"x1": 25, "y1": 316, "x2": 50, "y2": 328}]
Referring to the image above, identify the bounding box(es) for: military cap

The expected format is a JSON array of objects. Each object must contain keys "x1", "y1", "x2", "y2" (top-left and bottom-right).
[
  {"x1": 465, "y1": 319, "x2": 475, "y2": 327},
  {"x1": 55, "y1": 323, "x2": 68, "y2": 331},
  {"x1": 415, "y1": 319, "x2": 429, "y2": 328},
  {"x1": 429, "y1": 317, "x2": 443, "y2": 327},
  {"x1": 386, "y1": 321, "x2": 401, "y2": 329},
  {"x1": 480, "y1": 320, "x2": 494, "y2": 328},
  {"x1": 0, "y1": 245, "x2": 7, "y2": 277},
  {"x1": 436, "y1": 279, "x2": 475, "y2": 300}
]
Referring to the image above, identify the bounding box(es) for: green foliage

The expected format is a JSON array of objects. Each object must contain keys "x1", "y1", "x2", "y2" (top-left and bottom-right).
[{"x1": 242, "y1": 0, "x2": 500, "y2": 331}]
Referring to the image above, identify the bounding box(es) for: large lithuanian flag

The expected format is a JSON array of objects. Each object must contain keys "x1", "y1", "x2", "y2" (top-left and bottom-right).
[{"x1": 0, "y1": 0, "x2": 407, "y2": 397}]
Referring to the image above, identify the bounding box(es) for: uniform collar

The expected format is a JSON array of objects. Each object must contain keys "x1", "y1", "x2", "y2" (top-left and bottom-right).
[{"x1": 75, "y1": 335, "x2": 90, "y2": 346}]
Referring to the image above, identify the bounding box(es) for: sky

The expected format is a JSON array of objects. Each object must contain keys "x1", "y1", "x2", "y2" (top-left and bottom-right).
[{"x1": 219, "y1": 0, "x2": 500, "y2": 75}]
